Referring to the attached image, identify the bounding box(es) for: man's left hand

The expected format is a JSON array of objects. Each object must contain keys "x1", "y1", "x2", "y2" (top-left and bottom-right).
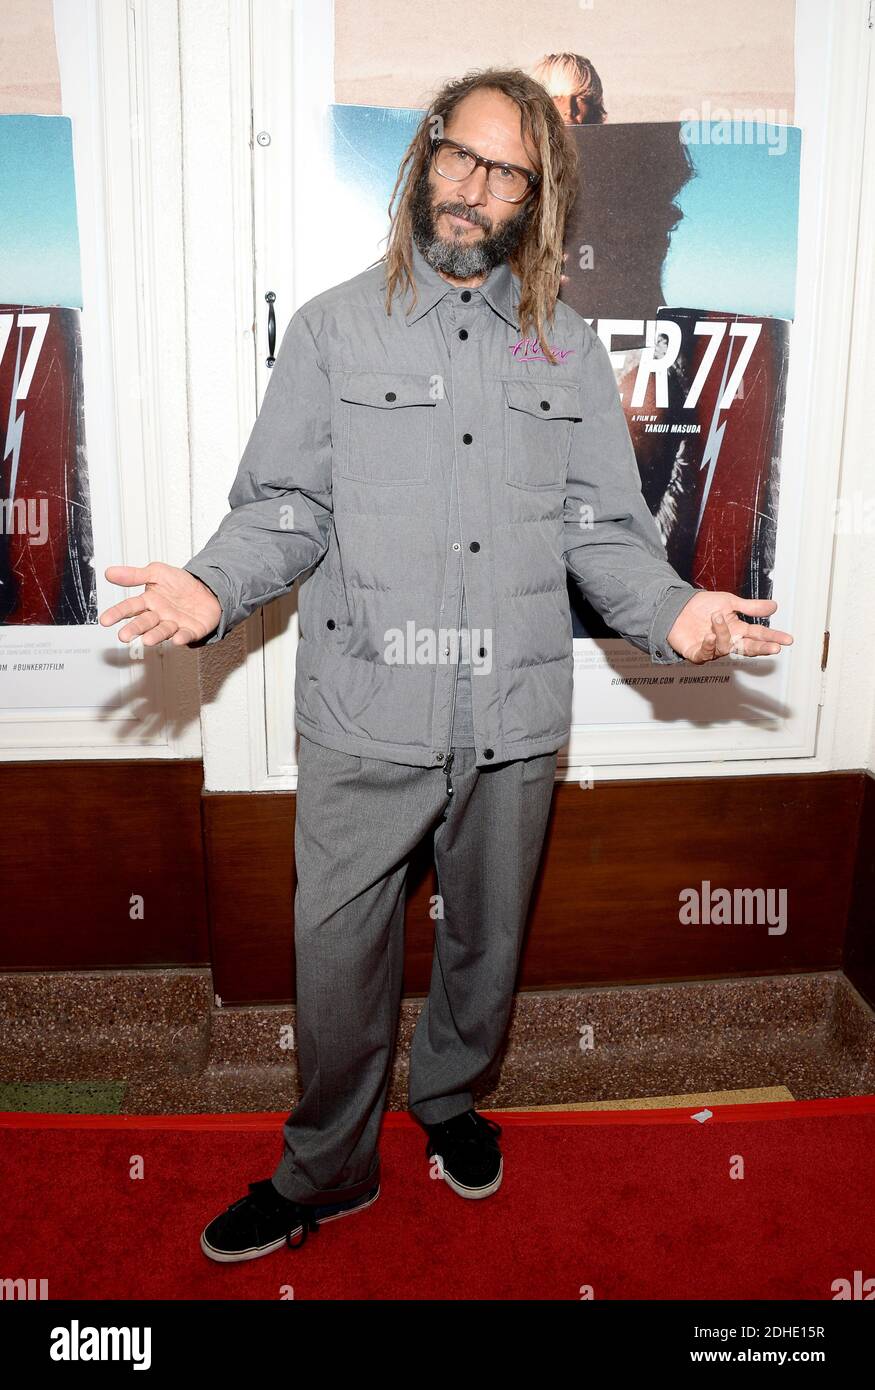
[{"x1": 667, "y1": 591, "x2": 794, "y2": 663}]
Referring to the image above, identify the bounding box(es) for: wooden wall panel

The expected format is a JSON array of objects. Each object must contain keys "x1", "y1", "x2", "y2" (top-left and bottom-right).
[
  {"x1": 513, "y1": 771, "x2": 861, "y2": 990},
  {"x1": 203, "y1": 769, "x2": 866, "y2": 1006},
  {"x1": 2, "y1": 761, "x2": 869, "y2": 1007},
  {"x1": 201, "y1": 791, "x2": 296, "y2": 1005},
  {"x1": 0, "y1": 760, "x2": 209, "y2": 970},
  {"x1": 846, "y1": 770, "x2": 875, "y2": 1007}
]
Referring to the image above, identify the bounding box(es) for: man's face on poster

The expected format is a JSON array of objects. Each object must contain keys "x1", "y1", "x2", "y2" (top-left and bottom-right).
[{"x1": 551, "y1": 91, "x2": 596, "y2": 125}]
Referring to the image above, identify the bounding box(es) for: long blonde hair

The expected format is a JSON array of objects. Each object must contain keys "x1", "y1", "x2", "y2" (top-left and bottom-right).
[{"x1": 382, "y1": 68, "x2": 579, "y2": 366}]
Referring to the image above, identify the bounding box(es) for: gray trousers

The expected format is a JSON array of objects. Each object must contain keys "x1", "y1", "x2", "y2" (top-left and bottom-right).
[{"x1": 271, "y1": 734, "x2": 558, "y2": 1205}]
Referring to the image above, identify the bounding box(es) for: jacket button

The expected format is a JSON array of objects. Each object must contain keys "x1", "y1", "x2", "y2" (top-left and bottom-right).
[
  {"x1": 462, "y1": 433, "x2": 473, "y2": 444},
  {"x1": 436, "y1": 751, "x2": 445, "y2": 763},
  {"x1": 326, "y1": 619, "x2": 335, "y2": 629},
  {"x1": 540, "y1": 400, "x2": 550, "y2": 411},
  {"x1": 460, "y1": 290, "x2": 472, "y2": 302},
  {"x1": 484, "y1": 747, "x2": 494, "y2": 759},
  {"x1": 469, "y1": 541, "x2": 480, "y2": 552},
  {"x1": 458, "y1": 329, "x2": 468, "y2": 340},
  {"x1": 385, "y1": 391, "x2": 396, "y2": 402}
]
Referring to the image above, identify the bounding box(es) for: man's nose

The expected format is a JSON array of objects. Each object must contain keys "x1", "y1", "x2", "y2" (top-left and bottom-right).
[{"x1": 458, "y1": 164, "x2": 490, "y2": 203}]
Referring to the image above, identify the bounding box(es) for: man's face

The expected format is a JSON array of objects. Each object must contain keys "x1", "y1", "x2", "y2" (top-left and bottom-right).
[
  {"x1": 411, "y1": 89, "x2": 540, "y2": 281},
  {"x1": 551, "y1": 92, "x2": 596, "y2": 126}
]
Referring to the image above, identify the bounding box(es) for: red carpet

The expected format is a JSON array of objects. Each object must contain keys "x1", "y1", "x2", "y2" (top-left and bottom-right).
[{"x1": 2, "y1": 1097, "x2": 874, "y2": 1300}]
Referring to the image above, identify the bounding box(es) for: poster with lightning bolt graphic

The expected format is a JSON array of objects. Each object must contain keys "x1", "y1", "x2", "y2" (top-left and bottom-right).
[
  {"x1": 0, "y1": 306, "x2": 96, "y2": 625},
  {"x1": 557, "y1": 119, "x2": 799, "y2": 727},
  {"x1": 621, "y1": 309, "x2": 789, "y2": 601},
  {"x1": 0, "y1": 112, "x2": 125, "y2": 718}
]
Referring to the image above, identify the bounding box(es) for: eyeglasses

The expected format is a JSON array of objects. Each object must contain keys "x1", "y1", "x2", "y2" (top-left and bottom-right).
[{"x1": 429, "y1": 136, "x2": 541, "y2": 204}]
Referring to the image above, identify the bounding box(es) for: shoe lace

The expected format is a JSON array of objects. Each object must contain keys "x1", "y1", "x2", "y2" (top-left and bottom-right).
[{"x1": 284, "y1": 1207, "x2": 319, "y2": 1250}]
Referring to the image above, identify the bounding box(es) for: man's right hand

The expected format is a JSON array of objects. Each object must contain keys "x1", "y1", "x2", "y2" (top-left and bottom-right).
[{"x1": 99, "y1": 562, "x2": 222, "y2": 647}]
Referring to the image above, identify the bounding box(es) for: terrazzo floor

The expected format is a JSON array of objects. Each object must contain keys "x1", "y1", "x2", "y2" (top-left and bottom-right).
[{"x1": 1, "y1": 969, "x2": 872, "y2": 1114}]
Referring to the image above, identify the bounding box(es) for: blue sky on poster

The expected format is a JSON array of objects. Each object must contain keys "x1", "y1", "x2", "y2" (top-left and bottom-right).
[
  {"x1": 0, "y1": 106, "x2": 800, "y2": 321},
  {"x1": 0, "y1": 115, "x2": 81, "y2": 308}
]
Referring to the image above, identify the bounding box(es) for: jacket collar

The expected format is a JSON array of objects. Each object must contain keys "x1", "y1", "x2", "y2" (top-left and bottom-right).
[{"x1": 401, "y1": 238, "x2": 520, "y2": 332}]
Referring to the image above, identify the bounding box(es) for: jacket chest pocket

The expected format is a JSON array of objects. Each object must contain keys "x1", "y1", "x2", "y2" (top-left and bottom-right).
[
  {"x1": 337, "y1": 370, "x2": 438, "y2": 484},
  {"x1": 502, "y1": 379, "x2": 583, "y2": 489}
]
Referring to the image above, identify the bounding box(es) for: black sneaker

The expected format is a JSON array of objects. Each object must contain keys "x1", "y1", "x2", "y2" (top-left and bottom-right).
[
  {"x1": 200, "y1": 1178, "x2": 380, "y2": 1263},
  {"x1": 424, "y1": 1109, "x2": 503, "y2": 1199}
]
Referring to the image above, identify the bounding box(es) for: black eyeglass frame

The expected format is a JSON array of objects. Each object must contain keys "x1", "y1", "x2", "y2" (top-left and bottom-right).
[{"x1": 428, "y1": 135, "x2": 541, "y2": 202}]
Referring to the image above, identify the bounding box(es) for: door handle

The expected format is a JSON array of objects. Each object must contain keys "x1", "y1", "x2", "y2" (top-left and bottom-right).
[{"x1": 265, "y1": 290, "x2": 276, "y2": 367}]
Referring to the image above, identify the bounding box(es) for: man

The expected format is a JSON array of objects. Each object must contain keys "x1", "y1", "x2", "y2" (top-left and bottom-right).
[{"x1": 99, "y1": 68, "x2": 793, "y2": 1264}]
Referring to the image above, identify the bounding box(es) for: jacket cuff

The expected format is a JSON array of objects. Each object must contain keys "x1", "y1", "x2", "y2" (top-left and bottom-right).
[
  {"x1": 648, "y1": 582, "x2": 700, "y2": 664},
  {"x1": 181, "y1": 559, "x2": 235, "y2": 647}
]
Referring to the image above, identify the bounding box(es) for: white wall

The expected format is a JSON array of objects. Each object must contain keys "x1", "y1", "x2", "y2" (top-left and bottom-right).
[{"x1": 825, "y1": 35, "x2": 875, "y2": 776}]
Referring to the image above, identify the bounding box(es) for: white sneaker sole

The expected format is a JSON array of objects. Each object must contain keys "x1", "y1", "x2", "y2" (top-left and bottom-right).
[
  {"x1": 437, "y1": 1154, "x2": 503, "y2": 1200},
  {"x1": 200, "y1": 1184, "x2": 380, "y2": 1263}
]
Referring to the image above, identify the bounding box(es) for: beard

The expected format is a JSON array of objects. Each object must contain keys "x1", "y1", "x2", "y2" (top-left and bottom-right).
[{"x1": 410, "y1": 164, "x2": 534, "y2": 279}]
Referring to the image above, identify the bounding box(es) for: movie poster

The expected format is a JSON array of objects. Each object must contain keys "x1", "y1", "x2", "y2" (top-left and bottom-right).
[
  {"x1": 559, "y1": 119, "x2": 799, "y2": 646},
  {"x1": 0, "y1": 112, "x2": 121, "y2": 715},
  {"x1": 0, "y1": 306, "x2": 96, "y2": 626}
]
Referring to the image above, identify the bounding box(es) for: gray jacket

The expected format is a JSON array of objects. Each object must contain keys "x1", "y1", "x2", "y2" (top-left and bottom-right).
[{"x1": 184, "y1": 241, "x2": 699, "y2": 768}]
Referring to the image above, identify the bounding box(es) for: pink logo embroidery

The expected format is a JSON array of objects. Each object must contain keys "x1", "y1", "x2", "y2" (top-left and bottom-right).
[{"x1": 508, "y1": 337, "x2": 575, "y2": 363}]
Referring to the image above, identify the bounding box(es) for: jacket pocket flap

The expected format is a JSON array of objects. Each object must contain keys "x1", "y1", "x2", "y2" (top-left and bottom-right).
[
  {"x1": 339, "y1": 371, "x2": 439, "y2": 409},
  {"x1": 503, "y1": 379, "x2": 583, "y2": 420}
]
